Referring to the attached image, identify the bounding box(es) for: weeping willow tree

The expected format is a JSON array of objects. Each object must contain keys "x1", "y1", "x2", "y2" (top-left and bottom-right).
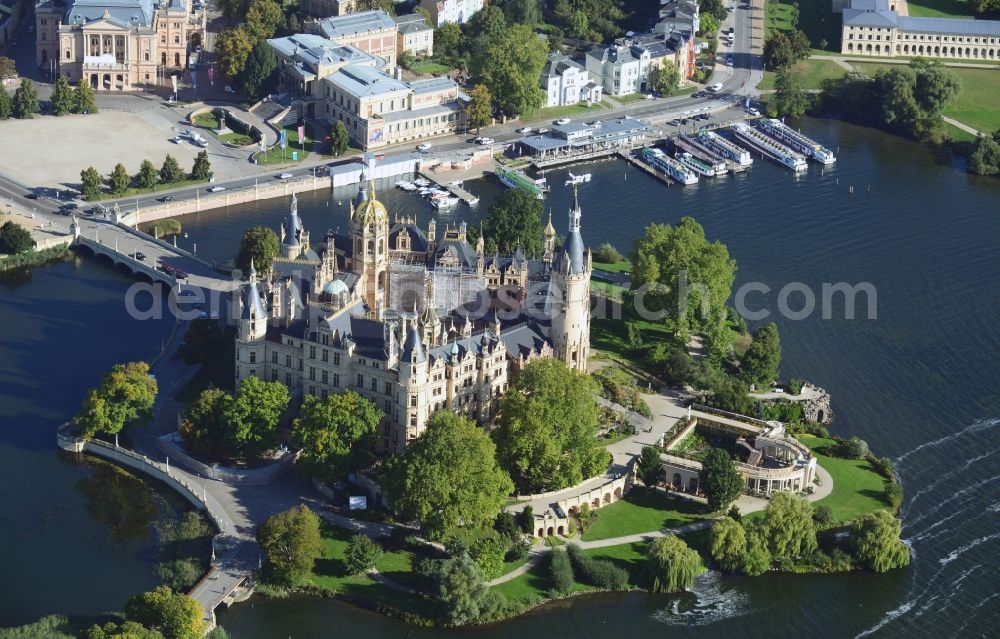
[{"x1": 646, "y1": 534, "x2": 704, "y2": 593}]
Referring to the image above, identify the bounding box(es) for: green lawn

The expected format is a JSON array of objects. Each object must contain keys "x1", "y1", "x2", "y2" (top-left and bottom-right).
[
  {"x1": 531, "y1": 100, "x2": 609, "y2": 122},
  {"x1": 410, "y1": 59, "x2": 452, "y2": 75},
  {"x1": 801, "y1": 435, "x2": 892, "y2": 524},
  {"x1": 491, "y1": 557, "x2": 593, "y2": 603},
  {"x1": 218, "y1": 131, "x2": 254, "y2": 146},
  {"x1": 307, "y1": 521, "x2": 432, "y2": 617},
  {"x1": 580, "y1": 488, "x2": 711, "y2": 541},
  {"x1": 905, "y1": 0, "x2": 976, "y2": 18},
  {"x1": 852, "y1": 63, "x2": 1000, "y2": 133},
  {"x1": 256, "y1": 126, "x2": 313, "y2": 165},
  {"x1": 193, "y1": 112, "x2": 220, "y2": 130},
  {"x1": 944, "y1": 121, "x2": 977, "y2": 142},
  {"x1": 767, "y1": 0, "x2": 840, "y2": 52},
  {"x1": 615, "y1": 93, "x2": 650, "y2": 105},
  {"x1": 92, "y1": 177, "x2": 205, "y2": 201},
  {"x1": 593, "y1": 259, "x2": 631, "y2": 274},
  {"x1": 590, "y1": 299, "x2": 674, "y2": 372},
  {"x1": 766, "y1": 0, "x2": 798, "y2": 35},
  {"x1": 760, "y1": 58, "x2": 848, "y2": 90},
  {"x1": 591, "y1": 280, "x2": 626, "y2": 300}
]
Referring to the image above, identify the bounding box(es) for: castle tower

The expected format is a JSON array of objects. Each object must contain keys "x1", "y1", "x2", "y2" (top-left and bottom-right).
[
  {"x1": 397, "y1": 323, "x2": 428, "y2": 451},
  {"x1": 348, "y1": 167, "x2": 389, "y2": 317},
  {"x1": 550, "y1": 185, "x2": 591, "y2": 372},
  {"x1": 280, "y1": 194, "x2": 310, "y2": 259},
  {"x1": 234, "y1": 259, "x2": 269, "y2": 385},
  {"x1": 543, "y1": 211, "x2": 556, "y2": 265}
]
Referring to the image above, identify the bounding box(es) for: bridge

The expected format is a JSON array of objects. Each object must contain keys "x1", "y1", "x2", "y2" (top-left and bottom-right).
[{"x1": 69, "y1": 213, "x2": 239, "y2": 295}]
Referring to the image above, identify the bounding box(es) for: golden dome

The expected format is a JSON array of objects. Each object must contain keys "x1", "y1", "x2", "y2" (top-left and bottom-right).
[{"x1": 352, "y1": 180, "x2": 388, "y2": 225}]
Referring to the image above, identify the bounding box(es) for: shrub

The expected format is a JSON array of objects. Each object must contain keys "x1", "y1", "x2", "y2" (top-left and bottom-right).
[
  {"x1": 870, "y1": 456, "x2": 896, "y2": 480},
  {"x1": 344, "y1": 534, "x2": 383, "y2": 575},
  {"x1": 471, "y1": 537, "x2": 507, "y2": 580},
  {"x1": 884, "y1": 482, "x2": 904, "y2": 513},
  {"x1": 566, "y1": 544, "x2": 629, "y2": 590},
  {"x1": 840, "y1": 436, "x2": 870, "y2": 459},
  {"x1": 812, "y1": 504, "x2": 834, "y2": 526},
  {"x1": 517, "y1": 505, "x2": 534, "y2": 534},
  {"x1": 786, "y1": 378, "x2": 803, "y2": 395},
  {"x1": 505, "y1": 537, "x2": 530, "y2": 562},
  {"x1": 593, "y1": 242, "x2": 624, "y2": 263},
  {"x1": 727, "y1": 505, "x2": 743, "y2": 522},
  {"x1": 548, "y1": 548, "x2": 573, "y2": 596},
  {"x1": 495, "y1": 511, "x2": 520, "y2": 539}
]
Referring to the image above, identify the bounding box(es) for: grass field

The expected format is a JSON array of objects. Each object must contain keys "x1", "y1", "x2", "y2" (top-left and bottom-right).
[
  {"x1": 410, "y1": 59, "x2": 452, "y2": 75},
  {"x1": 307, "y1": 522, "x2": 431, "y2": 616},
  {"x1": 944, "y1": 122, "x2": 977, "y2": 142},
  {"x1": 590, "y1": 300, "x2": 674, "y2": 372},
  {"x1": 801, "y1": 435, "x2": 893, "y2": 523},
  {"x1": 592, "y1": 259, "x2": 631, "y2": 274},
  {"x1": 256, "y1": 126, "x2": 313, "y2": 165},
  {"x1": 218, "y1": 132, "x2": 254, "y2": 146},
  {"x1": 766, "y1": 0, "x2": 841, "y2": 52},
  {"x1": 581, "y1": 488, "x2": 711, "y2": 541},
  {"x1": 905, "y1": 0, "x2": 977, "y2": 18},
  {"x1": 759, "y1": 58, "x2": 848, "y2": 90},
  {"x1": 852, "y1": 63, "x2": 1000, "y2": 133},
  {"x1": 192, "y1": 112, "x2": 219, "y2": 130},
  {"x1": 615, "y1": 93, "x2": 650, "y2": 105},
  {"x1": 532, "y1": 100, "x2": 609, "y2": 122}
]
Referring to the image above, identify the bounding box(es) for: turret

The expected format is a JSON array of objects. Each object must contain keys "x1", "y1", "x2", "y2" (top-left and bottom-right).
[{"x1": 549, "y1": 185, "x2": 591, "y2": 372}]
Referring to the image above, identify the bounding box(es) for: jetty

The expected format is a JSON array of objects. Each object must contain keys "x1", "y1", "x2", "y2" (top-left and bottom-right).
[
  {"x1": 757, "y1": 118, "x2": 836, "y2": 164},
  {"x1": 731, "y1": 122, "x2": 808, "y2": 172}
]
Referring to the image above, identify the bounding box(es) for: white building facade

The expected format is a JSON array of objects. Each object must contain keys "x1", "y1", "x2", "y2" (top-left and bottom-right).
[
  {"x1": 540, "y1": 53, "x2": 602, "y2": 107},
  {"x1": 419, "y1": 0, "x2": 484, "y2": 26}
]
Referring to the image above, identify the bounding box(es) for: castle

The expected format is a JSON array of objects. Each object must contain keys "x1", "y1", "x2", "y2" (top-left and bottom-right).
[{"x1": 234, "y1": 173, "x2": 592, "y2": 452}]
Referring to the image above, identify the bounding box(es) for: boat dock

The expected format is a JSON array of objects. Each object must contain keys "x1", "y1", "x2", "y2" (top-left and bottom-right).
[
  {"x1": 731, "y1": 123, "x2": 808, "y2": 172},
  {"x1": 416, "y1": 173, "x2": 480, "y2": 206},
  {"x1": 617, "y1": 150, "x2": 677, "y2": 186},
  {"x1": 757, "y1": 119, "x2": 836, "y2": 164},
  {"x1": 696, "y1": 130, "x2": 753, "y2": 172},
  {"x1": 675, "y1": 134, "x2": 729, "y2": 170}
]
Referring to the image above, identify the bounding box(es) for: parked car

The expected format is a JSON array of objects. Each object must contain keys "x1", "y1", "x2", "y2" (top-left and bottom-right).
[
  {"x1": 748, "y1": 107, "x2": 761, "y2": 117},
  {"x1": 517, "y1": 126, "x2": 533, "y2": 134},
  {"x1": 554, "y1": 118, "x2": 571, "y2": 125},
  {"x1": 224, "y1": 85, "x2": 236, "y2": 94},
  {"x1": 669, "y1": 119, "x2": 681, "y2": 126},
  {"x1": 473, "y1": 136, "x2": 495, "y2": 145},
  {"x1": 158, "y1": 196, "x2": 174, "y2": 202},
  {"x1": 278, "y1": 172, "x2": 293, "y2": 179},
  {"x1": 60, "y1": 202, "x2": 78, "y2": 211},
  {"x1": 706, "y1": 83, "x2": 723, "y2": 93},
  {"x1": 133, "y1": 252, "x2": 147, "y2": 261},
  {"x1": 416, "y1": 142, "x2": 432, "y2": 152},
  {"x1": 208, "y1": 186, "x2": 226, "y2": 193}
]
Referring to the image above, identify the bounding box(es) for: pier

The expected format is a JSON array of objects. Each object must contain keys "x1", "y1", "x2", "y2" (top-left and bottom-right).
[
  {"x1": 617, "y1": 150, "x2": 678, "y2": 186},
  {"x1": 731, "y1": 123, "x2": 808, "y2": 172}
]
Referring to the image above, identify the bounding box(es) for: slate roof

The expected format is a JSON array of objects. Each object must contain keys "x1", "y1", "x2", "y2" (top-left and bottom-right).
[
  {"x1": 327, "y1": 64, "x2": 409, "y2": 99},
  {"x1": 394, "y1": 12, "x2": 433, "y2": 34},
  {"x1": 389, "y1": 222, "x2": 429, "y2": 252},
  {"x1": 315, "y1": 10, "x2": 396, "y2": 40},
  {"x1": 900, "y1": 16, "x2": 1000, "y2": 36},
  {"x1": 498, "y1": 323, "x2": 550, "y2": 360},
  {"x1": 435, "y1": 238, "x2": 479, "y2": 269},
  {"x1": 65, "y1": 0, "x2": 156, "y2": 27},
  {"x1": 427, "y1": 330, "x2": 499, "y2": 364}
]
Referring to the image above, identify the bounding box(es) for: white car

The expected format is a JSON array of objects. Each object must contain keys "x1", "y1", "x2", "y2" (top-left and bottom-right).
[
  {"x1": 474, "y1": 136, "x2": 495, "y2": 145},
  {"x1": 706, "y1": 83, "x2": 724, "y2": 93},
  {"x1": 416, "y1": 142, "x2": 432, "y2": 152},
  {"x1": 208, "y1": 186, "x2": 226, "y2": 193},
  {"x1": 517, "y1": 126, "x2": 533, "y2": 134},
  {"x1": 748, "y1": 107, "x2": 761, "y2": 117},
  {"x1": 278, "y1": 172, "x2": 293, "y2": 179},
  {"x1": 555, "y1": 118, "x2": 571, "y2": 125}
]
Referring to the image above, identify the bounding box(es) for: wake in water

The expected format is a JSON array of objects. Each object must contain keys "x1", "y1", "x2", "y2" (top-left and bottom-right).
[
  {"x1": 855, "y1": 417, "x2": 1000, "y2": 638},
  {"x1": 649, "y1": 571, "x2": 751, "y2": 627}
]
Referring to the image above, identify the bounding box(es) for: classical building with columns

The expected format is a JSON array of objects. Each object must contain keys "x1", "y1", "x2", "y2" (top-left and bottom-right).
[
  {"x1": 837, "y1": 0, "x2": 1000, "y2": 60},
  {"x1": 34, "y1": 0, "x2": 205, "y2": 91},
  {"x1": 233, "y1": 177, "x2": 592, "y2": 453}
]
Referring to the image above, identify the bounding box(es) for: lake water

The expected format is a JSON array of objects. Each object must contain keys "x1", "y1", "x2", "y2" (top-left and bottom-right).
[{"x1": 3, "y1": 118, "x2": 999, "y2": 635}]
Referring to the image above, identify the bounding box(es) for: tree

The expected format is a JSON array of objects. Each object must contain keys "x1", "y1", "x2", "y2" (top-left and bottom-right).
[
  {"x1": 764, "y1": 31, "x2": 796, "y2": 71},
  {"x1": 493, "y1": 359, "x2": 608, "y2": 492},
  {"x1": 344, "y1": 534, "x2": 383, "y2": 575},
  {"x1": 480, "y1": 188, "x2": 545, "y2": 256},
  {"x1": 436, "y1": 553, "x2": 504, "y2": 624},
  {"x1": 759, "y1": 492, "x2": 818, "y2": 559},
  {"x1": 245, "y1": 0, "x2": 283, "y2": 40},
  {"x1": 215, "y1": 27, "x2": 254, "y2": 78},
  {"x1": 568, "y1": 10, "x2": 589, "y2": 39},
  {"x1": 593, "y1": 242, "x2": 623, "y2": 263},
  {"x1": 637, "y1": 446, "x2": 663, "y2": 486},
  {"x1": 74, "y1": 81, "x2": 98, "y2": 114},
  {"x1": 699, "y1": 13, "x2": 719, "y2": 38},
  {"x1": 257, "y1": 504, "x2": 323, "y2": 586},
  {"x1": 329, "y1": 120, "x2": 349, "y2": 156},
  {"x1": 124, "y1": 586, "x2": 205, "y2": 639},
  {"x1": 548, "y1": 26, "x2": 565, "y2": 53},
  {"x1": 501, "y1": 0, "x2": 541, "y2": 26},
  {"x1": 237, "y1": 226, "x2": 281, "y2": 273},
  {"x1": 710, "y1": 516, "x2": 747, "y2": 572},
  {"x1": 788, "y1": 30, "x2": 811, "y2": 61},
  {"x1": 0, "y1": 86, "x2": 10, "y2": 119},
  {"x1": 137, "y1": 159, "x2": 159, "y2": 189},
  {"x1": 222, "y1": 375, "x2": 289, "y2": 458},
  {"x1": 549, "y1": 547, "x2": 573, "y2": 595},
  {"x1": 741, "y1": 525, "x2": 772, "y2": 575},
  {"x1": 81, "y1": 166, "x2": 103, "y2": 200},
  {"x1": 477, "y1": 24, "x2": 547, "y2": 117},
  {"x1": 0, "y1": 55, "x2": 16, "y2": 80},
  {"x1": 769, "y1": 67, "x2": 811, "y2": 119},
  {"x1": 179, "y1": 388, "x2": 230, "y2": 459},
  {"x1": 383, "y1": 411, "x2": 513, "y2": 539},
  {"x1": 85, "y1": 620, "x2": 164, "y2": 639},
  {"x1": 13, "y1": 78, "x2": 39, "y2": 119},
  {"x1": 190, "y1": 150, "x2": 213, "y2": 181},
  {"x1": 969, "y1": 133, "x2": 1000, "y2": 176},
  {"x1": 0, "y1": 221, "x2": 34, "y2": 255},
  {"x1": 50, "y1": 76, "x2": 75, "y2": 116},
  {"x1": 517, "y1": 505, "x2": 534, "y2": 534},
  {"x1": 842, "y1": 436, "x2": 870, "y2": 459},
  {"x1": 851, "y1": 510, "x2": 910, "y2": 573},
  {"x1": 76, "y1": 361, "x2": 158, "y2": 439},
  {"x1": 649, "y1": 64, "x2": 680, "y2": 96},
  {"x1": 701, "y1": 448, "x2": 743, "y2": 511},
  {"x1": 292, "y1": 390, "x2": 381, "y2": 482},
  {"x1": 243, "y1": 40, "x2": 279, "y2": 101},
  {"x1": 470, "y1": 536, "x2": 506, "y2": 580},
  {"x1": 160, "y1": 155, "x2": 185, "y2": 183},
  {"x1": 467, "y1": 83, "x2": 493, "y2": 133},
  {"x1": 740, "y1": 322, "x2": 781, "y2": 387},
  {"x1": 109, "y1": 163, "x2": 131, "y2": 194},
  {"x1": 699, "y1": 0, "x2": 729, "y2": 21},
  {"x1": 630, "y1": 217, "x2": 736, "y2": 339},
  {"x1": 646, "y1": 535, "x2": 704, "y2": 593},
  {"x1": 434, "y1": 22, "x2": 463, "y2": 60}
]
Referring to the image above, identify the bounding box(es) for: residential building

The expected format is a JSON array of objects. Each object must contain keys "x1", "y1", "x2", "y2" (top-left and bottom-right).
[
  {"x1": 419, "y1": 0, "x2": 484, "y2": 27},
  {"x1": 838, "y1": 0, "x2": 1000, "y2": 60},
  {"x1": 234, "y1": 178, "x2": 592, "y2": 452},
  {"x1": 308, "y1": 9, "x2": 398, "y2": 69},
  {"x1": 34, "y1": 0, "x2": 205, "y2": 91},
  {"x1": 585, "y1": 43, "x2": 649, "y2": 96},
  {"x1": 629, "y1": 31, "x2": 697, "y2": 83},
  {"x1": 300, "y1": 0, "x2": 357, "y2": 18},
  {"x1": 539, "y1": 52, "x2": 602, "y2": 107},
  {"x1": 268, "y1": 34, "x2": 467, "y2": 149},
  {"x1": 393, "y1": 13, "x2": 434, "y2": 58}
]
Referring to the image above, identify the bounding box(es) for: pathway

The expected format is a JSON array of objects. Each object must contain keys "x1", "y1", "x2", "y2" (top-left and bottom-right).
[{"x1": 943, "y1": 116, "x2": 982, "y2": 136}]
